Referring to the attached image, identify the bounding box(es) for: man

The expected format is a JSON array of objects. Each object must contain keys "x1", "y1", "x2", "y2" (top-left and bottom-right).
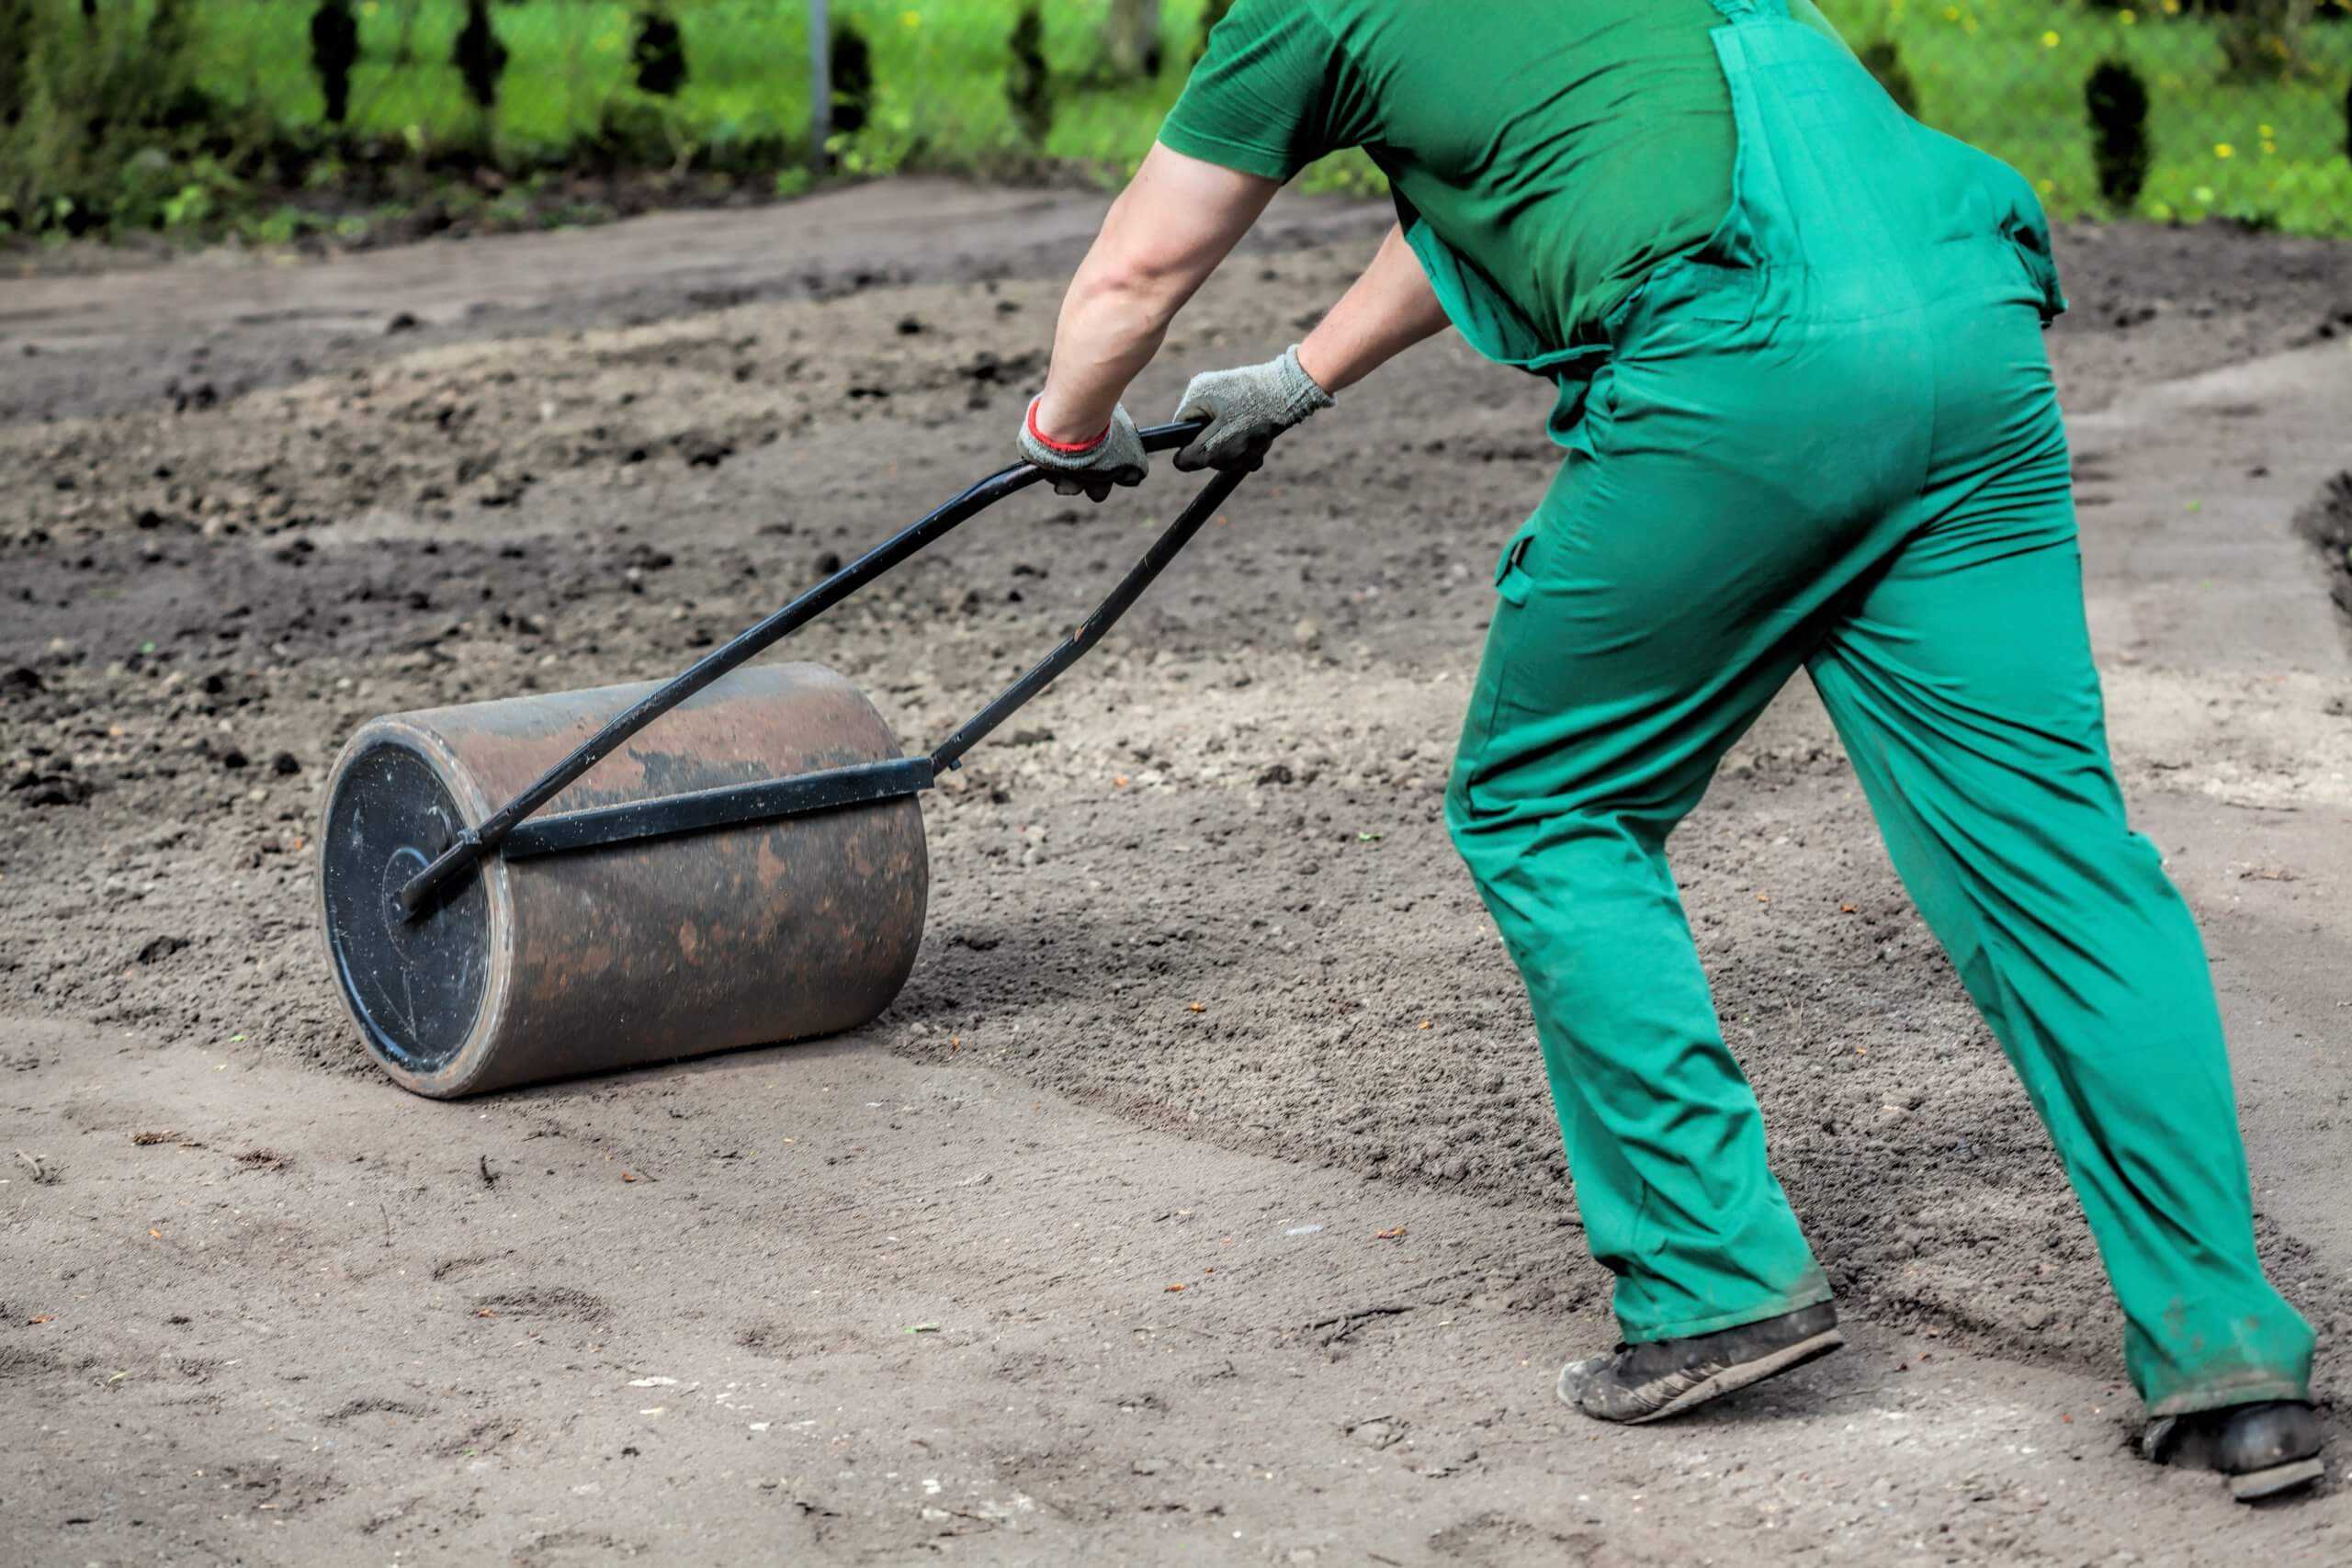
[{"x1": 1013, "y1": 0, "x2": 2322, "y2": 1500}]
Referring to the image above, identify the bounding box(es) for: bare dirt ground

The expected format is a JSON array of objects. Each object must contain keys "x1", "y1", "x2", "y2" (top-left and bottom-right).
[{"x1": 3, "y1": 182, "x2": 2350, "y2": 1566}]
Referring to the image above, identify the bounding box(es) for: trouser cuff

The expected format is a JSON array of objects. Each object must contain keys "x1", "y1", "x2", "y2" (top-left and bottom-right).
[
  {"x1": 2144, "y1": 1376, "x2": 2313, "y2": 1418},
  {"x1": 1623, "y1": 1280, "x2": 1837, "y2": 1345}
]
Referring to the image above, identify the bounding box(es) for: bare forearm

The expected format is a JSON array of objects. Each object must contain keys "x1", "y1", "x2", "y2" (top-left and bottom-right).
[
  {"x1": 1035, "y1": 144, "x2": 1280, "y2": 441},
  {"x1": 1295, "y1": 225, "x2": 1451, "y2": 394},
  {"x1": 1035, "y1": 256, "x2": 1186, "y2": 441}
]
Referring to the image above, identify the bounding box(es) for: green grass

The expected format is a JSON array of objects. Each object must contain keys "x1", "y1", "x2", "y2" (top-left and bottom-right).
[
  {"x1": 1835, "y1": 0, "x2": 2352, "y2": 231},
  {"x1": 7, "y1": 0, "x2": 2350, "y2": 238},
  {"x1": 177, "y1": 0, "x2": 1222, "y2": 167}
]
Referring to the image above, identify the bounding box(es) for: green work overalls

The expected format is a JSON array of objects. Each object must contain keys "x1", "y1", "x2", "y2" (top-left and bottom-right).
[{"x1": 1438, "y1": 0, "x2": 2313, "y2": 1416}]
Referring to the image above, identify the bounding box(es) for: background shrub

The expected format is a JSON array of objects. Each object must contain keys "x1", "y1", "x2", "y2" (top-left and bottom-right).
[
  {"x1": 2086, "y1": 57, "x2": 2154, "y2": 209},
  {"x1": 1860, "y1": 38, "x2": 1921, "y2": 116},
  {"x1": 453, "y1": 0, "x2": 507, "y2": 115},
  {"x1": 1006, "y1": 6, "x2": 1053, "y2": 148},
  {"x1": 308, "y1": 0, "x2": 359, "y2": 127},
  {"x1": 831, "y1": 19, "x2": 874, "y2": 138},
  {"x1": 633, "y1": 6, "x2": 688, "y2": 99}
]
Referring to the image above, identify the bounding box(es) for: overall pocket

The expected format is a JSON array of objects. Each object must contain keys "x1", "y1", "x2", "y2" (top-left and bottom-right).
[
  {"x1": 1493, "y1": 520, "x2": 1541, "y2": 609},
  {"x1": 2000, "y1": 220, "x2": 2067, "y2": 325},
  {"x1": 1982, "y1": 154, "x2": 2066, "y2": 323},
  {"x1": 1495, "y1": 351, "x2": 1638, "y2": 608}
]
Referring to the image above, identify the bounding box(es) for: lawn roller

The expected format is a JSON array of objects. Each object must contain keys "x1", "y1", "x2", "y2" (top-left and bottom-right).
[{"x1": 319, "y1": 421, "x2": 1242, "y2": 1098}]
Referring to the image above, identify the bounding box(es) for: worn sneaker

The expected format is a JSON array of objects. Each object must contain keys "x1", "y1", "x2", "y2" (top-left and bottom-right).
[
  {"x1": 2141, "y1": 1400, "x2": 2325, "y2": 1502},
  {"x1": 1558, "y1": 1303, "x2": 1844, "y2": 1424}
]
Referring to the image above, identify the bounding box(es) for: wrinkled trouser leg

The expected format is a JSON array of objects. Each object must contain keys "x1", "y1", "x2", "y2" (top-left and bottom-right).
[
  {"x1": 1802, "y1": 298, "x2": 2314, "y2": 1415},
  {"x1": 1442, "y1": 303, "x2": 1924, "y2": 1340},
  {"x1": 1450, "y1": 276, "x2": 2312, "y2": 1404}
]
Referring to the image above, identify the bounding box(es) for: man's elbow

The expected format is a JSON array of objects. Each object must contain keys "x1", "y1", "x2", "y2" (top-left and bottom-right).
[{"x1": 1078, "y1": 251, "x2": 1204, "y2": 321}]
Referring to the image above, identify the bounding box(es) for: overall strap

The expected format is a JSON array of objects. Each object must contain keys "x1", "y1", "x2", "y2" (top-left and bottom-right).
[{"x1": 1706, "y1": 0, "x2": 1788, "y2": 20}]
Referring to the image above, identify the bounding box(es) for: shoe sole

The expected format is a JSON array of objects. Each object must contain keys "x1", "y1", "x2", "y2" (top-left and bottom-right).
[
  {"x1": 2228, "y1": 1457, "x2": 2324, "y2": 1502},
  {"x1": 1562, "y1": 1327, "x2": 1846, "y2": 1425}
]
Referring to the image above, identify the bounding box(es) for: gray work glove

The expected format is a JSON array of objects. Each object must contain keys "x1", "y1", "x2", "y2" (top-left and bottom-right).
[
  {"x1": 1170, "y1": 344, "x2": 1335, "y2": 473},
  {"x1": 1018, "y1": 397, "x2": 1148, "y2": 502}
]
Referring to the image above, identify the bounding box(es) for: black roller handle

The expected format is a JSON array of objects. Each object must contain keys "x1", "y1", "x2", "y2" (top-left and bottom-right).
[
  {"x1": 396, "y1": 420, "x2": 1229, "y2": 916},
  {"x1": 932, "y1": 463, "x2": 1245, "y2": 772}
]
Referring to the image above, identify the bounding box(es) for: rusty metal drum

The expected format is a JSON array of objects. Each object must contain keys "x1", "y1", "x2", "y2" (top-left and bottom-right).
[{"x1": 318, "y1": 664, "x2": 928, "y2": 1098}]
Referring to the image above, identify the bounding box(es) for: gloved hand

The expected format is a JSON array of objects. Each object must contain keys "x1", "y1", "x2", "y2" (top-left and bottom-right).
[
  {"x1": 1018, "y1": 397, "x2": 1148, "y2": 502},
  {"x1": 1170, "y1": 344, "x2": 1335, "y2": 472}
]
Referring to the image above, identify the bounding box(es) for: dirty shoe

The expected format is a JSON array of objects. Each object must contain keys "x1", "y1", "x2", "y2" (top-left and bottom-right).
[
  {"x1": 2142, "y1": 1400, "x2": 2325, "y2": 1502},
  {"x1": 1558, "y1": 1303, "x2": 1843, "y2": 1424}
]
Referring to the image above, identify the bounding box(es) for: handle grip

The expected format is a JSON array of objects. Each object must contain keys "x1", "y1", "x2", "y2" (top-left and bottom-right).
[{"x1": 1138, "y1": 420, "x2": 1207, "y2": 455}]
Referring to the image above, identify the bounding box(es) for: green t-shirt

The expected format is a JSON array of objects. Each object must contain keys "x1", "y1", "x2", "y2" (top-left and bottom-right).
[{"x1": 1159, "y1": 0, "x2": 1741, "y2": 355}]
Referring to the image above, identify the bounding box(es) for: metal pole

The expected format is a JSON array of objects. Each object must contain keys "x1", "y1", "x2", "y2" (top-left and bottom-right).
[{"x1": 808, "y1": 0, "x2": 831, "y2": 174}]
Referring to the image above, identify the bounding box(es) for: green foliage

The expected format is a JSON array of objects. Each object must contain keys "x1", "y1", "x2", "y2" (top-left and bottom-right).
[
  {"x1": 592, "y1": 89, "x2": 690, "y2": 168},
  {"x1": 590, "y1": 93, "x2": 666, "y2": 166},
  {"x1": 826, "y1": 98, "x2": 922, "y2": 176},
  {"x1": 0, "y1": 0, "x2": 37, "y2": 131},
  {"x1": 2216, "y1": 0, "x2": 2317, "y2": 82},
  {"x1": 1006, "y1": 6, "x2": 1053, "y2": 148},
  {"x1": 3, "y1": 0, "x2": 2348, "y2": 244},
  {"x1": 2086, "y1": 57, "x2": 2153, "y2": 208},
  {"x1": 160, "y1": 177, "x2": 218, "y2": 228},
  {"x1": 148, "y1": 0, "x2": 193, "y2": 72},
  {"x1": 1807, "y1": 0, "x2": 2351, "y2": 232},
  {"x1": 0, "y1": 0, "x2": 253, "y2": 236}
]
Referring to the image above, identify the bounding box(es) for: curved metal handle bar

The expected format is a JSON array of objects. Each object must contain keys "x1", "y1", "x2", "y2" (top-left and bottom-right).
[{"x1": 396, "y1": 420, "x2": 1227, "y2": 915}]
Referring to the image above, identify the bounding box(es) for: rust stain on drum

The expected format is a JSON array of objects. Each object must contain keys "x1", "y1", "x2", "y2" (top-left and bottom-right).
[{"x1": 322, "y1": 662, "x2": 929, "y2": 1097}]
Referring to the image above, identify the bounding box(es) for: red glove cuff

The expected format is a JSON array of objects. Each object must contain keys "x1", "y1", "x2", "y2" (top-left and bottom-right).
[{"x1": 1026, "y1": 400, "x2": 1110, "y2": 457}]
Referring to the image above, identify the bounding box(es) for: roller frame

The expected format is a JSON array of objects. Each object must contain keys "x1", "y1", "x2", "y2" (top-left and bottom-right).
[{"x1": 394, "y1": 421, "x2": 1242, "y2": 916}]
